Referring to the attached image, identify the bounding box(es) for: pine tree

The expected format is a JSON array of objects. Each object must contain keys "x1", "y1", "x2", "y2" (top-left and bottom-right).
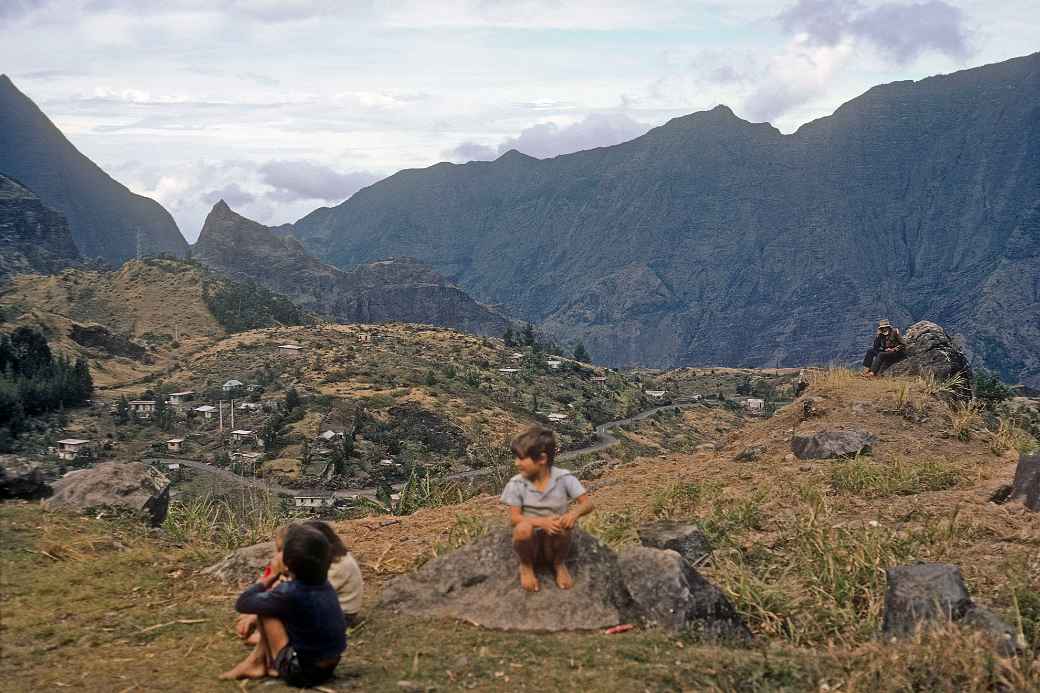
[
  {"x1": 521, "y1": 323, "x2": 536, "y2": 347},
  {"x1": 503, "y1": 327, "x2": 515, "y2": 347},
  {"x1": 573, "y1": 341, "x2": 590, "y2": 363}
]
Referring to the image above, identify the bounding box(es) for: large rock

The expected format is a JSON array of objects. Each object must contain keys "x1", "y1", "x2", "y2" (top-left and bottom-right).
[
  {"x1": 0, "y1": 455, "x2": 52, "y2": 500},
  {"x1": 960, "y1": 606, "x2": 1027, "y2": 657},
  {"x1": 202, "y1": 541, "x2": 274, "y2": 584},
  {"x1": 44, "y1": 461, "x2": 170, "y2": 526},
  {"x1": 791, "y1": 429, "x2": 877, "y2": 460},
  {"x1": 882, "y1": 563, "x2": 973, "y2": 636},
  {"x1": 379, "y1": 529, "x2": 634, "y2": 631},
  {"x1": 637, "y1": 520, "x2": 712, "y2": 566},
  {"x1": 617, "y1": 546, "x2": 750, "y2": 639},
  {"x1": 1010, "y1": 452, "x2": 1040, "y2": 511},
  {"x1": 886, "y1": 321, "x2": 972, "y2": 392}
]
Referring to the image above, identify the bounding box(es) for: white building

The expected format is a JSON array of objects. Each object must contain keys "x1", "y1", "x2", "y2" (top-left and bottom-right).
[
  {"x1": 590, "y1": 376, "x2": 608, "y2": 382},
  {"x1": 546, "y1": 359, "x2": 563, "y2": 370},
  {"x1": 56, "y1": 438, "x2": 94, "y2": 461},
  {"x1": 230, "y1": 429, "x2": 257, "y2": 447},
  {"x1": 276, "y1": 344, "x2": 304, "y2": 357},
  {"x1": 194, "y1": 404, "x2": 217, "y2": 420},
  {"x1": 645, "y1": 390, "x2": 666, "y2": 399},
  {"x1": 293, "y1": 495, "x2": 335, "y2": 508},
  {"x1": 744, "y1": 398, "x2": 765, "y2": 413},
  {"x1": 547, "y1": 413, "x2": 568, "y2": 422},
  {"x1": 167, "y1": 391, "x2": 194, "y2": 407},
  {"x1": 222, "y1": 379, "x2": 244, "y2": 392},
  {"x1": 129, "y1": 400, "x2": 156, "y2": 419},
  {"x1": 498, "y1": 368, "x2": 520, "y2": 374},
  {"x1": 166, "y1": 438, "x2": 185, "y2": 453}
]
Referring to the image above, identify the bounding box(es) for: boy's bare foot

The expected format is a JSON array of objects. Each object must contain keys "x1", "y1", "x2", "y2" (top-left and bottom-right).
[
  {"x1": 245, "y1": 630, "x2": 260, "y2": 646},
  {"x1": 219, "y1": 658, "x2": 268, "y2": 680},
  {"x1": 554, "y1": 562, "x2": 573, "y2": 590},
  {"x1": 518, "y1": 562, "x2": 539, "y2": 592}
]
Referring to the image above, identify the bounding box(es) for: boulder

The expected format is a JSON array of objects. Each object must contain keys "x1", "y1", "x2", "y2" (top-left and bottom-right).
[
  {"x1": 44, "y1": 461, "x2": 170, "y2": 526},
  {"x1": 882, "y1": 563, "x2": 973, "y2": 636},
  {"x1": 637, "y1": 520, "x2": 712, "y2": 566},
  {"x1": 1010, "y1": 452, "x2": 1040, "y2": 511},
  {"x1": 202, "y1": 541, "x2": 275, "y2": 584},
  {"x1": 617, "y1": 546, "x2": 750, "y2": 639},
  {"x1": 379, "y1": 529, "x2": 634, "y2": 631},
  {"x1": 735, "y1": 445, "x2": 766, "y2": 462},
  {"x1": 886, "y1": 321, "x2": 972, "y2": 393},
  {"x1": 0, "y1": 455, "x2": 52, "y2": 500},
  {"x1": 959, "y1": 606, "x2": 1026, "y2": 657},
  {"x1": 791, "y1": 429, "x2": 877, "y2": 460}
]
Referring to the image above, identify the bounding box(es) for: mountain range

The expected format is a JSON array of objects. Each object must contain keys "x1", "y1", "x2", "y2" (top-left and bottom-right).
[
  {"x1": 290, "y1": 52, "x2": 1040, "y2": 386},
  {"x1": 193, "y1": 200, "x2": 512, "y2": 336},
  {"x1": 0, "y1": 75, "x2": 187, "y2": 264}
]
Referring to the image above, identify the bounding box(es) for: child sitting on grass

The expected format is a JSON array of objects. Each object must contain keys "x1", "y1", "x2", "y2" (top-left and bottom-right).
[
  {"x1": 235, "y1": 523, "x2": 292, "y2": 644},
  {"x1": 500, "y1": 425, "x2": 594, "y2": 592},
  {"x1": 303, "y1": 520, "x2": 364, "y2": 627},
  {"x1": 221, "y1": 525, "x2": 346, "y2": 688}
]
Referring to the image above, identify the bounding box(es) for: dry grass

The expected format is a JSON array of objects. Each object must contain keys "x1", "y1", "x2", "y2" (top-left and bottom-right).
[
  {"x1": 948, "y1": 399, "x2": 986, "y2": 441},
  {"x1": 830, "y1": 456, "x2": 967, "y2": 498}
]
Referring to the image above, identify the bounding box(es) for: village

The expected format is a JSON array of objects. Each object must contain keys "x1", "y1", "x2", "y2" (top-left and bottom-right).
[{"x1": 40, "y1": 323, "x2": 800, "y2": 516}]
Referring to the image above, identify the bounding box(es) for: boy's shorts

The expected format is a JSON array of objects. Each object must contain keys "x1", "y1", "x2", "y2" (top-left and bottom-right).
[{"x1": 274, "y1": 645, "x2": 338, "y2": 688}]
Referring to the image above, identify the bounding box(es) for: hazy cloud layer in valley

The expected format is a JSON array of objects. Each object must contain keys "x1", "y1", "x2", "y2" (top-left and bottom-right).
[{"x1": 1, "y1": 0, "x2": 1036, "y2": 239}]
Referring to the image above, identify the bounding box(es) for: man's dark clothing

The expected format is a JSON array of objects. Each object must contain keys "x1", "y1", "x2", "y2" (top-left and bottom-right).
[
  {"x1": 236, "y1": 579, "x2": 346, "y2": 669},
  {"x1": 274, "y1": 644, "x2": 337, "y2": 689},
  {"x1": 863, "y1": 329, "x2": 907, "y2": 375}
]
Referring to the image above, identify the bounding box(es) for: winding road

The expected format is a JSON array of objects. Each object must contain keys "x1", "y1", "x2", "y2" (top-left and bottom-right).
[{"x1": 150, "y1": 399, "x2": 709, "y2": 501}]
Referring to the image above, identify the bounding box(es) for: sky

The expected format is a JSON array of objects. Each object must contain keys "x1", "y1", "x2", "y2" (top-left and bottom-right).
[{"x1": 1, "y1": 1, "x2": 1037, "y2": 241}]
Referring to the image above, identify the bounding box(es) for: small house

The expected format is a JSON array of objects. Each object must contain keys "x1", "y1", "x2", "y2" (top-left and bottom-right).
[
  {"x1": 167, "y1": 391, "x2": 194, "y2": 408},
  {"x1": 293, "y1": 495, "x2": 335, "y2": 508},
  {"x1": 510, "y1": 352, "x2": 524, "y2": 361},
  {"x1": 645, "y1": 390, "x2": 666, "y2": 399},
  {"x1": 56, "y1": 438, "x2": 94, "y2": 461},
  {"x1": 547, "y1": 413, "x2": 568, "y2": 422},
  {"x1": 276, "y1": 344, "x2": 304, "y2": 358},
  {"x1": 379, "y1": 459, "x2": 395, "y2": 468},
  {"x1": 744, "y1": 398, "x2": 765, "y2": 414},
  {"x1": 498, "y1": 368, "x2": 520, "y2": 374},
  {"x1": 237, "y1": 402, "x2": 263, "y2": 411},
  {"x1": 590, "y1": 376, "x2": 607, "y2": 382},
  {"x1": 546, "y1": 359, "x2": 562, "y2": 370},
  {"x1": 318, "y1": 430, "x2": 343, "y2": 442},
  {"x1": 128, "y1": 400, "x2": 156, "y2": 419},
  {"x1": 230, "y1": 429, "x2": 256, "y2": 447},
  {"x1": 389, "y1": 493, "x2": 402, "y2": 502},
  {"x1": 164, "y1": 462, "x2": 181, "y2": 472},
  {"x1": 194, "y1": 404, "x2": 217, "y2": 420},
  {"x1": 166, "y1": 438, "x2": 185, "y2": 454},
  {"x1": 222, "y1": 379, "x2": 244, "y2": 392},
  {"x1": 357, "y1": 333, "x2": 372, "y2": 344}
]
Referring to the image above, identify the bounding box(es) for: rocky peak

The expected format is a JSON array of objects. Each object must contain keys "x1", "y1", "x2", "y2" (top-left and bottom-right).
[{"x1": 0, "y1": 173, "x2": 82, "y2": 281}]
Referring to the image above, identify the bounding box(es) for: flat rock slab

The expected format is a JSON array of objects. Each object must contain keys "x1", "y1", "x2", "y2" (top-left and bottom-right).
[
  {"x1": 379, "y1": 530, "x2": 633, "y2": 631},
  {"x1": 882, "y1": 563, "x2": 972, "y2": 636},
  {"x1": 44, "y1": 461, "x2": 170, "y2": 526},
  {"x1": 791, "y1": 429, "x2": 877, "y2": 459},
  {"x1": 637, "y1": 520, "x2": 712, "y2": 565},
  {"x1": 1010, "y1": 452, "x2": 1040, "y2": 511},
  {"x1": 203, "y1": 541, "x2": 274, "y2": 584},
  {"x1": 617, "y1": 546, "x2": 750, "y2": 639}
]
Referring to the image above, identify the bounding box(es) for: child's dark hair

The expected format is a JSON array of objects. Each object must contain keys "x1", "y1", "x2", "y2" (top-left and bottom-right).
[
  {"x1": 510, "y1": 425, "x2": 557, "y2": 467},
  {"x1": 282, "y1": 525, "x2": 331, "y2": 585},
  {"x1": 303, "y1": 520, "x2": 348, "y2": 561}
]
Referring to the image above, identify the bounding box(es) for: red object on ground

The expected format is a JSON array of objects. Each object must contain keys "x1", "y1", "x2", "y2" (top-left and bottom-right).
[{"x1": 604, "y1": 624, "x2": 635, "y2": 635}]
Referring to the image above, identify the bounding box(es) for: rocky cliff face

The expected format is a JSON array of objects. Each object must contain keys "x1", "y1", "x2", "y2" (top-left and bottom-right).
[
  {"x1": 292, "y1": 53, "x2": 1040, "y2": 386},
  {"x1": 0, "y1": 75, "x2": 187, "y2": 264},
  {"x1": 193, "y1": 201, "x2": 512, "y2": 336},
  {"x1": 0, "y1": 174, "x2": 81, "y2": 281}
]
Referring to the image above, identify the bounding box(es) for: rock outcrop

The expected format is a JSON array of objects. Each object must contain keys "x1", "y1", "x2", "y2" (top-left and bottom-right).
[
  {"x1": 636, "y1": 520, "x2": 712, "y2": 566},
  {"x1": 1010, "y1": 452, "x2": 1040, "y2": 511},
  {"x1": 202, "y1": 541, "x2": 274, "y2": 584},
  {"x1": 791, "y1": 429, "x2": 877, "y2": 460},
  {"x1": 379, "y1": 529, "x2": 747, "y2": 636},
  {"x1": 882, "y1": 563, "x2": 1024, "y2": 655},
  {"x1": 44, "y1": 462, "x2": 170, "y2": 525},
  {"x1": 290, "y1": 54, "x2": 1040, "y2": 387},
  {"x1": 0, "y1": 455, "x2": 52, "y2": 500},
  {"x1": 193, "y1": 201, "x2": 512, "y2": 336},
  {"x1": 0, "y1": 75, "x2": 187, "y2": 264},
  {"x1": 0, "y1": 174, "x2": 81, "y2": 281},
  {"x1": 886, "y1": 321, "x2": 972, "y2": 391},
  {"x1": 617, "y1": 546, "x2": 749, "y2": 638}
]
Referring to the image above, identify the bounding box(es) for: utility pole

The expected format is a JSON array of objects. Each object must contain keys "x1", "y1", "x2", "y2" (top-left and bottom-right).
[
  {"x1": 230, "y1": 399, "x2": 235, "y2": 430},
  {"x1": 218, "y1": 400, "x2": 224, "y2": 433}
]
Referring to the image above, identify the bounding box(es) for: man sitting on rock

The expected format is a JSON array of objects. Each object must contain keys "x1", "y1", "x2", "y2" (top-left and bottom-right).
[
  {"x1": 862, "y1": 319, "x2": 907, "y2": 377},
  {"x1": 501, "y1": 425, "x2": 594, "y2": 592}
]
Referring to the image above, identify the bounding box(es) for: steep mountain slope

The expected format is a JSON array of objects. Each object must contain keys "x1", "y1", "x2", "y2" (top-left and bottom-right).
[
  {"x1": 293, "y1": 53, "x2": 1040, "y2": 386},
  {"x1": 0, "y1": 174, "x2": 81, "y2": 281},
  {"x1": 0, "y1": 75, "x2": 187, "y2": 264},
  {"x1": 193, "y1": 201, "x2": 512, "y2": 336}
]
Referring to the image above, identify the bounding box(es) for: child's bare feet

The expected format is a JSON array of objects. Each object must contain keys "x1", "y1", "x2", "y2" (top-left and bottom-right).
[
  {"x1": 518, "y1": 562, "x2": 539, "y2": 592},
  {"x1": 245, "y1": 630, "x2": 260, "y2": 646},
  {"x1": 554, "y1": 562, "x2": 573, "y2": 590},
  {"x1": 219, "y1": 657, "x2": 268, "y2": 680}
]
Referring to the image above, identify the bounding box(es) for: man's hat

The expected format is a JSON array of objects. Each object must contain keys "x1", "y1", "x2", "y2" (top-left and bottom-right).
[{"x1": 878, "y1": 319, "x2": 892, "y2": 329}]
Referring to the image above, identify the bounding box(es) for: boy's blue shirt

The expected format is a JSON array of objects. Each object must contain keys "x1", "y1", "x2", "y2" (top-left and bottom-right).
[{"x1": 236, "y1": 578, "x2": 346, "y2": 661}]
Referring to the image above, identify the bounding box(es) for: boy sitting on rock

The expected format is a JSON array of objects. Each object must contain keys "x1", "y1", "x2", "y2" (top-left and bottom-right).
[
  {"x1": 501, "y1": 425, "x2": 594, "y2": 592},
  {"x1": 221, "y1": 525, "x2": 346, "y2": 688}
]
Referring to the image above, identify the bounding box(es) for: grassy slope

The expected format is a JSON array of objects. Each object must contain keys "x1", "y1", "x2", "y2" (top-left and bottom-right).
[{"x1": 2, "y1": 370, "x2": 1038, "y2": 692}]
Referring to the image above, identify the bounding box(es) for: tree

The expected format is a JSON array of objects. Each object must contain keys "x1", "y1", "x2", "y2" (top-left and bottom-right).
[
  {"x1": 153, "y1": 396, "x2": 173, "y2": 432},
  {"x1": 285, "y1": 386, "x2": 301, "y2": 410},
  {"x1": 115, "y1": 395, "x2": 130, "y2": 424},
  {"x1": 520, "y1": 323, "x2": 536, "y2": 347},
  {"x1": 73, "y1": 357, "x2": 93, "y2": 403},
  {"x1": 573, "y1": 341, "x2": 590, "y2": 363},
  {"x1": 503, "y1": 327, "x2": 515, "y2": 347}
]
